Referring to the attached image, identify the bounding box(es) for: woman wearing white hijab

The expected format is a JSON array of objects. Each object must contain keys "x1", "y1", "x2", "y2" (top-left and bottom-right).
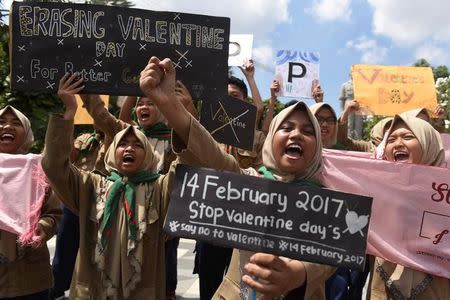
[
  {"x1": 139, "y1": 56, "x2": 335, "y2": 299},
  {"x1": 0, "y1": 105, "x2": 61, "y2": 299}
]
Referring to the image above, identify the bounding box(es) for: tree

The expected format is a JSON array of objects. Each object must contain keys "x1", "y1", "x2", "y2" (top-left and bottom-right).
[{"x1": 86, "y1": 0, "x2": 134, "y2": 7}]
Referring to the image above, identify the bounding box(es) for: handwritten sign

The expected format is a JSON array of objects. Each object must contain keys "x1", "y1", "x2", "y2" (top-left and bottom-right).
[
  {"x1": 200, "y1": 95, "x2": 256, "y2": 151},
  {"x1": 274, "y1": 50, "x2": 320, "y2": 98},
  {"x1": 352, "y1": 65, "x2": 437, "y2": 116},
  {"x1": 74, "y1": 94, "x2": 109, "y2": 125},
  {"x1": 320, "y1": 149, "x2": 450, "y2": 278},
  {"x1": 10, "y1": 1, "x2": 230, "y2": 99},
  {"x1": 228, "y1": 34, "x2": 253, "y2": 67},
  {"x1": 164, "y1": 164, "x2": 373, "y2": 270}
]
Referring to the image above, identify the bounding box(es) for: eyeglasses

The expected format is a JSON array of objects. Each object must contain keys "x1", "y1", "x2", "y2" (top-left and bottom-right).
[{"x1": 316, "y1": 116, "x2": 337, "y2": 125}]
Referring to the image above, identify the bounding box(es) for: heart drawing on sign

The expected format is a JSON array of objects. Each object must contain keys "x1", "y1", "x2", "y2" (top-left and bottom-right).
[{"x1": 344, "y1": 210, "x2": 369, "y2": 236}]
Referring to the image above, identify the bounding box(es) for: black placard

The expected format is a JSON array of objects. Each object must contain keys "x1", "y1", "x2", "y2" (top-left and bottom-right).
[
  {"x1": 10, "y1": 1, "x2": 230, "y2": 99},
  {"x1": 199, "y1": 95, "x2": 256, "y2": 150},
  {"x1": 164, "y1": 165, "x2": 373, "y2": 270}
]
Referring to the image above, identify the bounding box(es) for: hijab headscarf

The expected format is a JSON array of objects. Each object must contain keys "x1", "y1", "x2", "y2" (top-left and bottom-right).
[
  {"x1": 97, "y1": 126, "x2": 160, "y2": 298},
  {"x1": 384, "y1": 115, "x2": 444, "y2": 166},
  {"x1": 309, "y1": 103, "x2": 338, "y2": 148},
  {"x1": 134, "y1": 97, "x2": 171, "y2": 172},
  {"x1": 262, "y1": 101, "x2": 322, "y2": 181},
  {"x1": 376, "y1": 115, "x2": 444, "y2": 299},
  {"x1": 400, "y1": 107, "x2": 430, "y2": 121},
  {"x1": 370, "y1": 117, "x2": 393, "y2": 147},
  {"x1": 0, "y1": 105, "x2": 34, "y2": 153}
]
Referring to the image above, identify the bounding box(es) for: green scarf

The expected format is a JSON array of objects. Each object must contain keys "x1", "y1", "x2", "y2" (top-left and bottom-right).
[
  {"x1": 79, "y1": 131, "x2": 100, "y2": 156},
  {"x1": 140, "y1": 122, "x2": 171, "y2": 141},
  {"x1": 258, "y1": 166, "x2": 323, "y2": 188},
  {"x1": 101, "y1": 170, "x2": 160, "y2": 249}
]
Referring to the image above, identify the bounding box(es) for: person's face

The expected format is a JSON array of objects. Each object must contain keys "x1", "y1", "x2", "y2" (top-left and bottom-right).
[
  {"x1": 0, "y1": 110, "x2": 26, "y2": 154},
  {"x1": 272, "y1": 110, "x2": 317, "y2": 174},
  {"x1": 228, "y1": 84, "x2": 245, "y2": 100},
  {"x1": 315, "y1": 107, "x2": 336, "y2": 146},
  {"x1": 115, "y1": 131, "x2": 146, "y2": 176},
  {"x1": 385, "y1": 122, "x2": 423, "y2": 164},
  {"x1": 136, "y1": 97, "x2": 159, "y2": 128}
]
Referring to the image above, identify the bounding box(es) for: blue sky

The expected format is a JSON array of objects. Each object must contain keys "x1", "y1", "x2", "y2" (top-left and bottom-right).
[{"x1": 4, "y1": 0, "x2": 450, "y2": 114}]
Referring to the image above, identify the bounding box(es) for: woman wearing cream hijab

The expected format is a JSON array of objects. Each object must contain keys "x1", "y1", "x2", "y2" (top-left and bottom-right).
[
  {"x1": 369, "y1": 115, "x2": 449, "y2": 300},
  {"x1": 42, "y1": 74, "x2": 179, "y2": 299},
  {"x1": 139, "y1": 56, "x2": 335, "y2": 299},
  {"x1": 0, "y1": 105, "x2": 61, "y2": 299}
]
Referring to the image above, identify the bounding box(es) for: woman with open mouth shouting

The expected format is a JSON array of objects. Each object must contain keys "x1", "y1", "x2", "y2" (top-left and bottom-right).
[
  {"x1": 370, "y1": 115, "x2": 449, "y2": 300},
  {"x1": 0, "y1": 106, "x2": 61, "y2": 299},
  {"x1": 41, "y1": 72, "x2": 185, "y2": 299},
  {"x1": 139, "y1": 56, "x2": 336, "y2": 300}
]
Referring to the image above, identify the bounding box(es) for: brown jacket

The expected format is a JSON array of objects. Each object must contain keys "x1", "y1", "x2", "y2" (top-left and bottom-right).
[
  {"x1": 0, "y1": 190, "x2": 61, "y2": 298},
  {"x1": 174, "y1": 116, "x2": 335, "y2": 299},
  {"x1": 367, "y1": 258, "x2": 450, "y2": 300},
  {"x1": 337, "y1": 120, "x2": 375, "y2": 152},
  {"x1": 42, "y1": 115, "x2": 176, "y2": 299}
]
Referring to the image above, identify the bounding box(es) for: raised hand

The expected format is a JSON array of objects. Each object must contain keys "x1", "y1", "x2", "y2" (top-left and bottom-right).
[
  {"x1": 58, "y1": 73, "x2": 84, "y2": 120},
  {"x1": 139, "y1": 56, "x2": 176, "y2": 106},
  {"x1": 239, "y1": 58, "x2": 255, "y2": 78}
]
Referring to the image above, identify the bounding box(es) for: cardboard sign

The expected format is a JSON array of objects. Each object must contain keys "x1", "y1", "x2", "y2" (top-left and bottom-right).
[
  {"x1": 200, "y1": 95, "x2": 256, "y2": 151},
  {"x1": 74, "y1": 94, "x2": 109, "y2": 124},
  {"x1": 321, "y1": 149, "x2": 450, "y2": 278},
  {"x1": 228, "y1": 34, "x2": 253, "y2": 66},
  {"x1": 274, "y1": 50, "x2": 320, "y2": 98},
  {"x1": 10, "y1": 1, "x2": 230, "y2": 99},
  {"x1": 352, "y1": 65, "x2": 437, "y2": 116},
  {"x1": 164, "y1": 164, "x2": 373, "y2": 270}
]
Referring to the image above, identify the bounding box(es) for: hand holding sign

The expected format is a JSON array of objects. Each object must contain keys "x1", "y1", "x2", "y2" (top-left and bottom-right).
[{"x1": 140, "y1": 57, "x2": 176, "y2": 104}]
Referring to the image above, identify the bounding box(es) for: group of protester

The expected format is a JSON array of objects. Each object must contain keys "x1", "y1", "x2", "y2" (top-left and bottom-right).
[{"x1": 0, "y1": 55, "x2": 449, "y2": 300}]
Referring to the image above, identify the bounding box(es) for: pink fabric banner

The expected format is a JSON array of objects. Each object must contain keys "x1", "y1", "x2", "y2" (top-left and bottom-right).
[
  {"x1": 441, "y1": 133, "x2": 450, "y2": 168},
  {"x1": 0, "y1": 153, "x2": 48, "y2": 244},
  {"x1": 319, "y1": 149, "x2": 450, "y2": 279}
]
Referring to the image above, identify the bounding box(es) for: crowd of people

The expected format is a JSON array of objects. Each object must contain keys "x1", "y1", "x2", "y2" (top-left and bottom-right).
[{"x1": 0, "y1": 55, "x2": 449, "y2": 300}]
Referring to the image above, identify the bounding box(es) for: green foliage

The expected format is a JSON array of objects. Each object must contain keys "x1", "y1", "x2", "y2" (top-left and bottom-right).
[
  {"x1": 413, "y1": 58, "x2": 450, "y2": 81},
  {"x1": 362, "y1": 115, "x2": 386, "y2": 141},
  {"x1": 86, "y1": 0, "x2": 134, "y2": 7}
]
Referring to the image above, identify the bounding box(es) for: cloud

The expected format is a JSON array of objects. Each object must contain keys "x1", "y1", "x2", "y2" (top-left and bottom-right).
[
  {"x1": 346, "y1": 36, "x2": 388, "y2": 64},
  {"x1": 415, "y1": 44, "x2": 450, "y2": 65},
  {"x1": 368, "y1": 0, "x2": 450, "y2": 45},
  {"x1": 131, "y1": 0, "x2": 291, "y2": 66},
  {"x1": 308, "y1": 0, "x2": 352, "y2": 22}
]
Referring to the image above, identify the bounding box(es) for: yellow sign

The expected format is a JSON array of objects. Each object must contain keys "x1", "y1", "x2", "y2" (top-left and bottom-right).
[
  {"x1": 74, "y1": 95, "x2": 109, "y2": 124},
  {"x1": 352, "y1": 65, "x2": 437, "y2": 116}
]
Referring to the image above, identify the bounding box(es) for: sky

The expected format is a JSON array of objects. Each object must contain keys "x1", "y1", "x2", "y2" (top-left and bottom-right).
[{"x1": 3, "y1": 0, "x2": 450, "y2": 113}]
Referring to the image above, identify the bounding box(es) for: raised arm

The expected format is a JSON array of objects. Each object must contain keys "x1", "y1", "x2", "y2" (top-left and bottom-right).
[
  {"x1": 262, "y1": 79, "x2": 279, "y2": 135},
  {"x1": 118, "y1": 95, "x2": 137, "y2": 124},
  {"x1": 42, "y1": 74, "x2": 96, "y2": 213},
  {"x1": 79, "y1": 93, "x2": 124, "y2": 139},
  {"x1": 239, "y1": 59, "x2": 264, "y2": 124},
  {"x1": 139, "y1": 56, "x2": 243, "y2": 173}
]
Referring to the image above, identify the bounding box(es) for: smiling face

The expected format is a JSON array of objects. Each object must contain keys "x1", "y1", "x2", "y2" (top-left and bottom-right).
[
  {"x1": 0, "y1": 110, "x2": 26, "y2": 154},
  {"x1": 315, "y1": 106, "x2": 337, "y2": 146},
  {"x1": 271, "y1": 109, "x2": 317, "y2": 174},
  {"x1": 135, "y1": 97, "x2": 159, "y2": 128},
  {"x1": 114, "y1": 131, "x2": 146, "y2": 176},
  {"x1": 385, "y1": 121, "x2": 423, "y2": 164}
]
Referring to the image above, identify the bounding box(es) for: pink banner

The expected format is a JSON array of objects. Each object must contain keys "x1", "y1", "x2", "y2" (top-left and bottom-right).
[
  {"x1": 319, "y1": 149, "x2": 450, "y2": 279},
  {"x1": 0, "y1": 153, "x2": 47, "y2": 241},
  {"x1": 441, "y1": 133, "x2": 450, "y2": 168}
]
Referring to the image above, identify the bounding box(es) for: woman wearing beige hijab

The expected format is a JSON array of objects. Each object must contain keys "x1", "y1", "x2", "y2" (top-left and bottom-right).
[
  {"x1": 139, "y1": 56, "x2": 335, "y2": 299},
  {"x1": 41, "y1": 75, "x2": 180, "y2": 299},
  {"x1": 0, "y1": 105, "x2": 61, "y2": 299},
  {"x1": 368, "y1": 115, "x2": 449, "y2": 300}
]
